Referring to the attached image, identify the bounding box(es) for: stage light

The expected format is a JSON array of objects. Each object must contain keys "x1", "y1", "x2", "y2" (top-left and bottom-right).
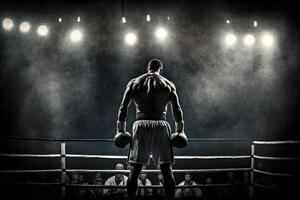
[
  {"x1": 224, "y1": 33, "x2": 236, "y2": 47},
  {"x1": 19, "y1": 22, "x2": 30, "y2": 33},
  {"x1": 262, "y1": 33, "x2": 274, "y2": 47},
  {"x1": 2, "y1": 18, "x2": 14, "y2": 30},
  {"x1": 125, "y1": 33, "x2": 137, "y2": 46},
  {"x1": 243, "y1": 34, "x2": 255, "y2": 46},
  {"x1": 226, "y1": 20, "x2": 230, "y2": 24},
  {"x1": 122, "y1": 17, "x2": 126, "y2": 24},
  {"x1": 77, "y1": 16, "x2": 81, "y2": 22},
  {"x1": 155, "y1": 27, "x2": 168, "y2": 40},
  {"x1": 58, "y1": 18, "x2": 62, "y2": 22},
  {"x1": 37, "y1": 25, "x2": 48, "y2": 36},
  {"x1": 70, "y1": 29, "x2": 82, "y2": 43},
  {"x1": 146, "y1": 14, "x2": 151, "y2": 22},
  {"x1": 254, "y1": 20, "x2": 257, "y2": 27},
  {"x1": 167, "y1": 16, "x2": 170, "y2": 20}
]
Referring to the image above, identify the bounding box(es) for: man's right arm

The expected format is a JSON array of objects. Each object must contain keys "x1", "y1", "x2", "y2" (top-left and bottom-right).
[{"x1": 169, "y1": 84, "x2": 184, "y2": 131}]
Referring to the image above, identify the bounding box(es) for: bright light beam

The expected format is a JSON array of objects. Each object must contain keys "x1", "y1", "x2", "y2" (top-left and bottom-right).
[
  {"x1": 224, "y1": 33, "x2": 237, "y2": 47},
  {"x1": 254, "y1": 20, "x2": 257, "y2": 27},
  {"x1": 70, "y1": 29, "x2": 83, "y2": 43},
  {"x1": 124, "y1": 33, "x2": 137, "y2": 46},
  {"x1": 2, "y1": 18, "x2": 14, "y2": 30},
  {"x1": 243, "y1": 34, "x2": 255, "y2": 46},
  {"x1": 262, "y1": 33, "x2": 274, "y2": 47},
  {"x1": 122, "y1": 17, "x2": 126, "y2": 24},
  {"x1": 19, "y1": 22, "x2": 31, "y2": 33},
  {"x1": 37, "y1": 25, "x2": 48, "y2": 36},
  {"x1": 155, "y1": 27, "x2": 168, "y2": 41}
]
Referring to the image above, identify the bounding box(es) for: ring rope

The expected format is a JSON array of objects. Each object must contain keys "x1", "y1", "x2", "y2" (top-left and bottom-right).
[
  {"x1": 66, "y1": 168, "x2": 251, "y2": 173},
  {"x1": 0, "y1": 168, "x2": 250, "y2": 174},
  {"x1": 0, "y1": 182, "x2": 248, "y2": 188},
  {"x1": 0, "y1": 136, "x2": 253, "y2": 142},
  {"x1": 66, "y1": 154, "x2": 251, "y2": 160},
  {"x1": 0, "y1": 153, "x2": 251, "y2": 160},
  {"x1": 0, "y1": 169, "x2": 61, "y2": 173},
  {"x1": 254, "y1": 155, "x2": 300, "y2": 161},
  {"x1": 66, "y1": 183, "x2": 248, "y2": 188},
  {"x1": 0, "y1": 182, "x2": 61, "y2": 186},
  {"x1": 253, "y1": 169, "x2": 297, "y2": 177},
  {"x1": 0, "y1": 154, "x2": 61, "y2": 158},
  {"x1": 253, "y1": 140, "x2": 300, "y2": 145}
]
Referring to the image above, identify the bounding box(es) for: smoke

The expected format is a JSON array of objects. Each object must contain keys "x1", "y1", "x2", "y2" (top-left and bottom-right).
[{"x1": 1, "y1": 1, "x2": 299, "y2": 142}]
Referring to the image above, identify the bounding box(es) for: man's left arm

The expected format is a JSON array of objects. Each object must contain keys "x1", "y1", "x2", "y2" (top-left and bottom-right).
[
  {"x1": 117, "y1": 81, "x2": 133, "y2": 124},
  {"x1": 114, "y1": 80, "x2": 134, "y2": 148}
]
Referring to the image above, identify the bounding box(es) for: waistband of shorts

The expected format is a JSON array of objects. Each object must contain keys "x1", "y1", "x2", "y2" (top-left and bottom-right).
[
  {"x1": 133, "y1": 120, "x2": 170, "y2": 127},
  {"x1": 136, "y1": 113, "x2": 166, "y2": 121}
]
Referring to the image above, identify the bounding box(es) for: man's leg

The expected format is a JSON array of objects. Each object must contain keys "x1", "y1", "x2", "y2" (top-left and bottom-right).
[
  {"x1": 160, "y1": 163, "x2": 176, "y2": 199},
  {"x1": 127, "y1": 163, "x2": 143, "y2": 198}
]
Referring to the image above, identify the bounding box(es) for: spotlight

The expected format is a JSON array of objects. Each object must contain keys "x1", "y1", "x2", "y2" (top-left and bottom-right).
[
  {"x1": 124, "y1": 33, "x2": 137, "y2": 46},
  {"x1": 226, "y1": 20, "x2": 230, "y2": 24},
  {"x1": 262, "y1": 33, "x2": 274, "y2": 47},
  {"x1": 167, "y1": 16, "x2": 170, "y2": 20},
  {"x1": 58, "y1": 18, "x2": 62, "y2": 22},
  {"x1": 70, "y1": 29, "x2": 82, "y2": 43},
  {"x1": 243, "y1": 34, "x2": 255, "y2": 46},
  {"x1": 2, "y1": 18, "x2": 14, "y2": 30},
  {"x1": 146, "y1": 14, "x2": 151, "y2": 22},
  {"x1": 77, "y1": 16, "x2": 81, "y2": 22},
  {"x1": 224, "y1": 33, "x2": 237, "y2": 47},
  {"x1": 155, "y1": 27, "x2": 168, "y2": 40},
  {"x1": 19, "y1": 22, "x2": 30, "y2": 33},
  {"x1": 122, "y1": 17, "x2": 126, "y2": 24},
  {"x1": 254, "y1": 20, "x2": 257, "y2": 27},
  {"x1": 37, "y1": 25, "x2": 48, "y2": 36}
]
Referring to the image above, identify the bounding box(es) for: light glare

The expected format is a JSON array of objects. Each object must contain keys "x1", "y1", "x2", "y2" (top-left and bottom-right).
[
  {"x1": 2, "y1": 18, "x2": 14, "y2": 30},
  {"x1": 262, "y1": 34, "x2": 274, "y2": 47},
  {"x1": 125, "y1": 33, "x2": 137, "y2": 46},
  {"x1": 70, "y1": 29, "x2": 83, "y2": 43},
  {"x1": 37, "y1": 25, "x2": 48, "y2": 36},
  {"x1": 254, "y1": 21, "x2": 257, "y2": 27},
  {"x1": 155, "y1": 27, "x2": 168, "y2": 40},
  {"x1": 122, "y1": 17, "x2": 126, "y2": 24},
  {"x1": 146, "y1": 14, "x2": 151, "y2": 22},
  {"x1": 243, "y1": 34, "x2": 255, "y2": 46},
  {"x1": 19, "y1": 22, "x2": 30, "y2": 33},
  {"x1": 224, "y1": 34, "x2": 237, "y2": 47}
]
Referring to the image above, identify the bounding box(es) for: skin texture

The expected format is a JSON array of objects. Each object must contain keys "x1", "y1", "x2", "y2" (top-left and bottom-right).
[{"x1": 117, "y1": 65, "x2": 183, "y2": 199}]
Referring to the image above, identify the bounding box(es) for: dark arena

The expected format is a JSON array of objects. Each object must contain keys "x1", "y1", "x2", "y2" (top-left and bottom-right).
[{"x1": 0, "y1": 0, "x2": 300, "y2": 199}]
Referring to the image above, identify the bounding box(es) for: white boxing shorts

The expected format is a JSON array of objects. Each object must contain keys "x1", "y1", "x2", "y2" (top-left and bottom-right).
[{"x1": 127, "y1": 120, "x2": 175, "y2": 166}]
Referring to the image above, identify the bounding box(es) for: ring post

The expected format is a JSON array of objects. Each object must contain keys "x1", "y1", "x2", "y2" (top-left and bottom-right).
[
  {"x1": 249, "y1": 144, "x2": 255, "y2": 198},
  {"x1": 61, "y1": 143, "x2": 66, "y2": 199}
]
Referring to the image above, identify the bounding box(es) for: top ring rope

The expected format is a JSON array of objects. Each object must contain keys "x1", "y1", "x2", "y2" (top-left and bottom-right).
[{"x1": 0, "y1": 136, "x2": 254, "y2": 142}]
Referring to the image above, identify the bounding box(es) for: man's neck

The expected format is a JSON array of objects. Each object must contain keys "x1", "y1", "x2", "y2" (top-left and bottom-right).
[{"x1": 148, "y1": 71, "x2": 160, "y2": 75}]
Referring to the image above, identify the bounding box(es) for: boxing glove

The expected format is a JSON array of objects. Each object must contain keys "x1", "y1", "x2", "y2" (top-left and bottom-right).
[
  {"x1": 171, "y1": 121, "x2": 188, "y2": 148},
  {"x1": 114, "y1": 121, "x2": 131, "y2": 148}
]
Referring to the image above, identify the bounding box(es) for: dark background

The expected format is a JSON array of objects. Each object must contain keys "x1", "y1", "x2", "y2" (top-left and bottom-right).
[{"x1": 0, "y1": 0, "x2": 299, "y2": 180}]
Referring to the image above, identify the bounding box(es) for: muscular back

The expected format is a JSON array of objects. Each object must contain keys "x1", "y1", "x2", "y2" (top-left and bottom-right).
[{"x1": 118, "y1": 72, "x2": 183, "y2": 122}]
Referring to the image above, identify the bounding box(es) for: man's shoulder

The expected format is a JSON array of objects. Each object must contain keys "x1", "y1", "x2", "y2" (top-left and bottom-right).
[
  {"x1": 105, "y1": 176, "x2": 115, "y2": 184},
  {"x1": 164, "y1": 78, "x2": 176, "y2": 90},
  {"x1": 146, "y1": 178, "x2": 152, "y2": 185},
  {"x1": 126, "y1": 78, "x2": 136, "y2": 87},
  {"x1": 178, "y1": 181, "x2": 185, "y2": 186}
]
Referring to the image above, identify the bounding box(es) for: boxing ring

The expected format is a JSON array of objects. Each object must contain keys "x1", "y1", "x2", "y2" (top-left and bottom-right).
[{"x1": 0, "y1": 136, "x2": 299, "y2": 198}]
